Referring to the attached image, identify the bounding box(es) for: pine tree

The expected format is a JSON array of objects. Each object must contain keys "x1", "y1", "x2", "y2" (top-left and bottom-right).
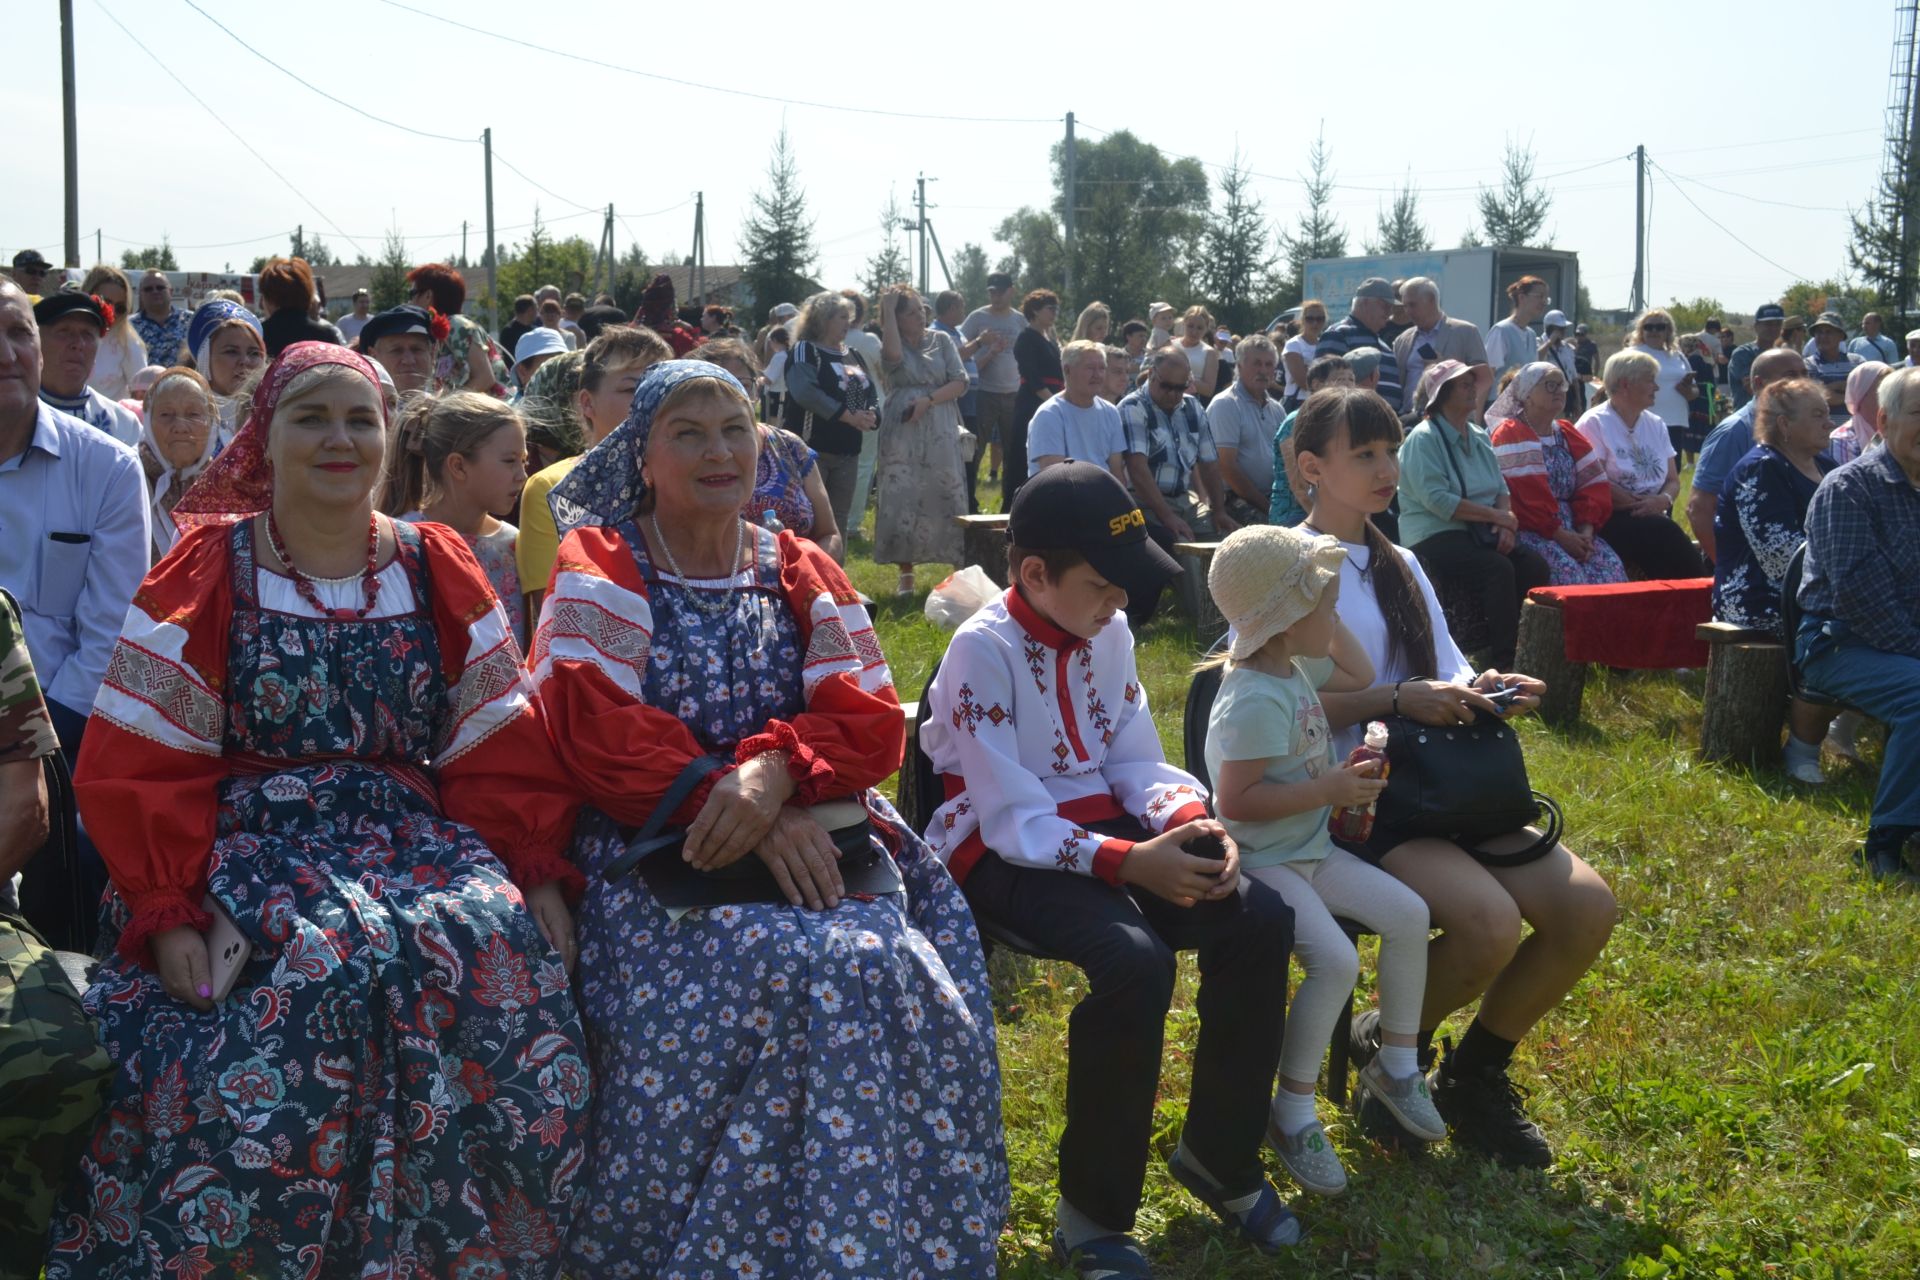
[
  {"x1": 1847, "y1": 164, "x2": 1916, "y2": 313},
  {"x1": 738, "y1": 128, "x2": 821, "y2": 327},
  {"x1": 952, "y1": 243, "x2": 990, "y2": 308},
  {"x1": 1366, "y1": 178, "x2": 1431, "y2": 254},
  {"x1": 369, "y1": 230, "x2": 412, "y2": 310},
  {"x1": 1477, "y1": 142, "x2": 1553, "y2": 247},
  {"x1": 119, "y1": 237, "x2": 178, "y2": 270},
  {"x1": 1276, "y1": 127, "x2": 1347, "y2": 307},
  {"x1": 1195, "y1": 152, "x2": 1275, "y2": 334},
  {"x1": 861, "y1": 193, "x2": 910, "y2": 298}
]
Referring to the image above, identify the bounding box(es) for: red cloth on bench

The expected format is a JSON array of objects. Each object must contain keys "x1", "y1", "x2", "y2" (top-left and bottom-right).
[{"x1": 1528, "y1": 578, "x2": 1713, "y2": 669}]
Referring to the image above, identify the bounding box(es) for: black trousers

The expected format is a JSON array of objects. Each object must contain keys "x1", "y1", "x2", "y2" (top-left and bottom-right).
[
  {"x1": 961, "y1": 843, "x2": 1294, "y2": 1232},
  {"x1": 1410, "y1": 528, "x2": 1551, "y2": 670},
  {"x1": 1601, "y1": 510, "x2": 1708, "y2": 580},
  {"x1": 959, "y1": 409, "x2": 981, "y2": 514},
  {"x1": 1001, "y1": 396, "x2": 1039, "y2": 510}
]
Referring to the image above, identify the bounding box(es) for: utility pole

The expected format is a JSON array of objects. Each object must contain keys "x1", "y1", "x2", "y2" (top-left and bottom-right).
[
  {"x1": 1631, "y1": 144, "x2": 1646, "y2": 314},
  {"x1": 925, "y1": 218, "x2": 953, "y2": 291},
  {"x1": 1063, "y1": 112, "x2": 1076, "y2": 303},
  {"x1": 60, "y1": 0, "x2": 79, "y2": 267},
  {"x1": 295, "y1": 224, "x2": 304, "y2": 260},
  {"x1": 462, "y1": 220, "x2": 468, "y2": 268},
  {"x1": 916, "y1": 174, "x2": 929, "y2": 295},
  {"x1": 483, "y1": 128, "x2": 498, "y2": 333},
  {"x1": 95, "y1": 228, "x2": 101, "y2": 264},
  {"x1": 692, "y1": 192, "x2": 706, "y2": 308}
]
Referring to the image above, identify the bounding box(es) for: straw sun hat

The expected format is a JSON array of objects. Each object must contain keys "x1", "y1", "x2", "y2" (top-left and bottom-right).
[{"x1": 1208, "y1": 525, "x2": 1347, "y2": 661}]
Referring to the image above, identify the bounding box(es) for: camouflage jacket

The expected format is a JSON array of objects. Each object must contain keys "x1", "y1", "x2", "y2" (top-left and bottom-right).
[{"x1": 0, "y1": 588, "x2": 57, "y2": 766}]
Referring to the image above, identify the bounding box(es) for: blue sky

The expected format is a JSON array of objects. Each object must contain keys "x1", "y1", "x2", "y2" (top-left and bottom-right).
[{"x1": 3, "y1": 0, "x2": 1897, "y2": 312}]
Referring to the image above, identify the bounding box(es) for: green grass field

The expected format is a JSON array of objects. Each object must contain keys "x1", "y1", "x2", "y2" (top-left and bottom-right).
[{"x1": 841, "y1": 483, "x2": 1919, "y2": 1279}]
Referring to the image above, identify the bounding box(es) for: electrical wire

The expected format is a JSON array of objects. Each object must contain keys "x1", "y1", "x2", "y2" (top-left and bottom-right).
[
  {"x1": 1646, "y1": 156, "x2": 1808, "y2": 283},
  {"x1": 92, "y1": 0, "x2": 370, "y2": 258},
  {"x1": 100, "y1": 229, "x2": 291, "y2": 250},
  {"x1": 490, "y1": 151, "x2": 600, "y2": 214},
  {"x1": 1074, "y1": 121, "x2": 1629, "y2": 194},
  {"x1": 373, "y1": 0, "x2": 1060, "y2": 125},
  {"x1": 179, "y1": 0, "x2": 474, "y2": 143},
  {"x1": 1651, "y1": 164, "x2": 1854, "y2": 214}
]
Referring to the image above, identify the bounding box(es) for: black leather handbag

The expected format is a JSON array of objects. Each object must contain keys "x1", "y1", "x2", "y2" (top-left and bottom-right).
[
  {"x1": 603, "y1": 755, "x2": 902, "y2": 908},
  {"x1": 1374, "y1": 711, "x2": 1562, "y2": 867}
]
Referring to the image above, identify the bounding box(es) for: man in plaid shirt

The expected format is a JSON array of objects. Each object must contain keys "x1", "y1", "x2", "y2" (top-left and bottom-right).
[
  {"x1": 1118, "y1": 347, "x2": 1222, "y2": 544},
  {"x1": 1796, "y1": 366, "x2": 1920, "y2": 879}
]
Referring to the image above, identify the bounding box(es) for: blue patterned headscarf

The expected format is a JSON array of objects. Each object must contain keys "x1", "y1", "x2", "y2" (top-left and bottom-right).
[
  {"x1": 548, "y1": 359, "x2": 751, "y2": 537},
  {"x1": 187, "y1": 299, "x2": 263, "y2": 370}
]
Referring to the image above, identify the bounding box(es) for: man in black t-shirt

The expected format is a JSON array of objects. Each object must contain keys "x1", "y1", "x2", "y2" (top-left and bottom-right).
[{"x1": 497, "y1": 294, "x2": 538, "y2": 361}]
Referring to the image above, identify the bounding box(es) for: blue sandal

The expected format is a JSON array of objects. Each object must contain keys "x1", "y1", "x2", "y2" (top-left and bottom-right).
[
  {"x1": 1050, "y1": 1229, "x2": 1154, "y2": 1278},
  {"x1": 1165, "y1": 1149, "x2": 1302, "y2": 1253}
]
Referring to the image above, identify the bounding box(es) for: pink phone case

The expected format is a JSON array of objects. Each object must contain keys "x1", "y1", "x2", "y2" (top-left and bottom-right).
[{"x1": 201, "y1": 895, "x2": 253, "y2": 1003}]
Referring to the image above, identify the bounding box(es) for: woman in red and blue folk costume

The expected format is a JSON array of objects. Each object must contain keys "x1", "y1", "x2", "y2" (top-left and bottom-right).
[
  {"x1": 530, "y1": 359, "x2": 1006, "y2": 1278},
  {"x1": 46, "y1": 343, "x2": 590, "y2": 1280}
]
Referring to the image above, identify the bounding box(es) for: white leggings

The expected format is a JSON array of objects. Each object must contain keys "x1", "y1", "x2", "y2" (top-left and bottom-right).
[{"x1": 1248, "y1": 848, "x2": 1431, "y2": 1085}]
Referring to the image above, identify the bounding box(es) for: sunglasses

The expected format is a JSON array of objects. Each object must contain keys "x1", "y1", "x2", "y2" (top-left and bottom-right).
[
  {"x1": 1155, "y1": 379, "x2": 1191, "y2": 393},
  {"x1": 1642, "y1": 322, "x2": 1670, "y2": 331}
]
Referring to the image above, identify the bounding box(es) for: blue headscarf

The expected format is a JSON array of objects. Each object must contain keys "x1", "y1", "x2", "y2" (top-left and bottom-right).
[
  {"x1": 548, "y1": 359, "x2": 751, "y2": 538},
  {"x1": 186, "y1": 299, "x2": 263, "y2": 370}
]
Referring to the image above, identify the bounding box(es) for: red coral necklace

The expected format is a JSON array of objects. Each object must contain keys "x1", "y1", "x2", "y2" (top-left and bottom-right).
[{"x1": 266, "y1": 511, "x2": 383, "y2": 619}]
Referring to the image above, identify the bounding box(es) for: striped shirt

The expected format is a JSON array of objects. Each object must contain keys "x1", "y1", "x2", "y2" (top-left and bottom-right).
[{"x1": 1314, "y1": 315, "x2": 1402, "y2": 410}]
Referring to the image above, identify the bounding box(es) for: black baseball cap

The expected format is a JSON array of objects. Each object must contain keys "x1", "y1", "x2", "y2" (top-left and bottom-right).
[
  {"x1": 11, "y1": 248, "x2": 50, "y2": 272},
  {"x1": 986, "y1": 271, "x2": 1014, "y2": 291},
  {"x1": 32, "y1": 290, "x2": 109, "y2": 330},
  {"x1": 1009, "y1": 461, "x2": 1181, "y2": 587},
  {"x1": 358, "y1": 304, "x2": 434, "y2": 348}
]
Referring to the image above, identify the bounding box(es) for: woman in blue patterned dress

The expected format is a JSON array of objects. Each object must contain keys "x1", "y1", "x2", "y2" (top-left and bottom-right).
[
  {"x1": 532, "y1": 360, "x2": 1007, "y2": 1278},
  {"x1": 49, "y1": 343, "x2": 590, "y2": 1279},
  {"x1": 1712, "y1": 377, "x2": 1839, "y2": 783}
]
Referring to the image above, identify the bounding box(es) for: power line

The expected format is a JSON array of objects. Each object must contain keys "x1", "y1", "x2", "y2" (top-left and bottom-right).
[
  {"x1": 100, "y1": 229, "x2": 290, "y2": 250},
  {"x1": 1652, "y1": 163, "x2": 1855, "y2": 214},
  {"x1": 179, "y1": 0, "x2": 473, "y2": 143},
  {"x1": 1074, "y1": 121, "x2": 1629, "y2": 194},
  {"x1": 1646, "y1": 156, "x2": 1806, "y2": 283},
  {"x1": 91, "y1": 0, "x2": 370, "y2": 258},
  {"x1": 373, "y1": 0, "x2": 1061, "y2": 125},
  {"x1": 490, "y1": 151, "x2": 599, "y2": 215}
]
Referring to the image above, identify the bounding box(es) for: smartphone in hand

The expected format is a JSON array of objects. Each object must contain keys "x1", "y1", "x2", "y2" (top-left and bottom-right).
[{"x1": 201, "y1": 896, "x2": 253, "y2": 1003}]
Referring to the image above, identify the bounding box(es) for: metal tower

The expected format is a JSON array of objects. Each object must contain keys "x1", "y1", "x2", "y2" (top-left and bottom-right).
[{"x1": 1879, "y1": 0, "x2": 1920, "y2": 311}]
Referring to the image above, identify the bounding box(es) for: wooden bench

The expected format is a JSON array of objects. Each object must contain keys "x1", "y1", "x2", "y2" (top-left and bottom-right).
[
  {"x1": 1172, "y1": 541, "x2": 1225, "y2": 644},
  {"x1": 955, "y1": 514, "x2": 1010, "y2": 587},
  {"x1": 1512, "y1": 579, "x2": 1714, "y2": 727}
]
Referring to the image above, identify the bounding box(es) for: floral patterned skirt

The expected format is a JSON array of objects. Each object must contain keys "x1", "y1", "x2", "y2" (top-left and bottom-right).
[
  {"x1": 45, "y1": 762, "x2": 590, "y2": 1280},
  {"x1": 565, "y1": 793, "x2": 1007, "y2": 1279},
  {"x1": 1518, "y1": 499, "x2": 1629, "y2": 586}
]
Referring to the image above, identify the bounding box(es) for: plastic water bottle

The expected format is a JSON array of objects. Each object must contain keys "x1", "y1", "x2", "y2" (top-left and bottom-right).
[
  {"x1": 1328, "y1": 721, "x2": 1391, "y2": 842},
  {"x1": 761, "y1": 508, "x2": 784, "y2": 535}
]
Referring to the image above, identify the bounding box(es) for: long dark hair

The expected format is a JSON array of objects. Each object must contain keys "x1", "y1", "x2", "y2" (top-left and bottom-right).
[{"x1": 1292, "y1": 387, "x2": 1437, "y2": 680}]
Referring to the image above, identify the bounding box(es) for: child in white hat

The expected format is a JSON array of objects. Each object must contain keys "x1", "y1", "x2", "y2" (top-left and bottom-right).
[{"x1": 1203, "y1": 524, "x2": 1447, "y2": 1196}]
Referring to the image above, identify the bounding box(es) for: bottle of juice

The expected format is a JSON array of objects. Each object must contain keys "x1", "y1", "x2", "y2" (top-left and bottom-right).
[{"x1": 1328, "y1": 721, "x2": 1391, "y2": 843}]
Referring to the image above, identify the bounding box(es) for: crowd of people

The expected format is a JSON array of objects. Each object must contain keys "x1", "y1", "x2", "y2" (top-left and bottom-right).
[{"x1": 0, "y1": 237, "x2": 1914, "y2": 1279}]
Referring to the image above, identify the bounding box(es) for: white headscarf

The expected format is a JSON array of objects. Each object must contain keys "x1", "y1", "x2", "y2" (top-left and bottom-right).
[
  {"x1": 1487, "y1": 361, "x2": 1563, "y2": 427},
  {"x1": 140, "y1": 370, "x2": 222, "y2": 556}
]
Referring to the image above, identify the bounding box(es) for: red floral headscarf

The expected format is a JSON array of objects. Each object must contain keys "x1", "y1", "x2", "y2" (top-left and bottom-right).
[{"x1": 172, "y1": 341, "x2": 387, "y2": 529}]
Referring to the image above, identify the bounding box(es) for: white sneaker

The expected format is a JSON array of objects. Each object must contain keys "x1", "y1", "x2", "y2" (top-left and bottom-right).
[
  {"x1": 1265, "y1": 1115, "x2": 1348, "y2": 1196},
  {"x1": 1786, "y1": 754, "x2": 1828, "y2": 785},
  {"x1": 1358, "y1": 1057, "x2": 1449, "y2": 1143},
  {"x1": 1825, "y1": 712, "x2": 1865, "y2": 763}
]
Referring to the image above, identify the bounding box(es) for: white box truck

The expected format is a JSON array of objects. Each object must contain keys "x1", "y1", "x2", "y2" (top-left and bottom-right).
[{"x1": 1301, "y1": 247, "x2": 1579, "y2": 333}]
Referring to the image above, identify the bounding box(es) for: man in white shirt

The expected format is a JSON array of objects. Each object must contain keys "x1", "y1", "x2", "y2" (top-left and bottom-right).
[
  {"x1": 1206, "y1": 334, "x2": 1287, "y2": 529},
  {"x1": 1027, "y1": 341, "x2": 1127, "y2": 480},
  {"x1": 0, "y1": 279, "x2": 151, "y2": 756},
  {"x1": 31, "y1": 293, "x2": 141, "y2": 448},
  {"x1": 960, "y1": 273, "x2": 1027, "y2": 486},
  {"x1": 1850, "y1": 312, "x2": 1899, "y2": 365},
  {"x1": 336, "y1": 289, "x2": 373, "y2": 343}
]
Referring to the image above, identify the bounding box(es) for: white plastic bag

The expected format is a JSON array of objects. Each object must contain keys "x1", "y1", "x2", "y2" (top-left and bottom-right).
[{"x1": 923, "y1": 565, "x2": 999, "y2": 629}]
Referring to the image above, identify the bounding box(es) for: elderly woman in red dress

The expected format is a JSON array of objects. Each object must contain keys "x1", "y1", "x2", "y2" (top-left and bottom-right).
[
  {"x1": 531, "y1": 359, "x2": 1005, "y2": 1277},
  {"x1": 46, "y1": 342, "x2": 588, "y2": 1280}
]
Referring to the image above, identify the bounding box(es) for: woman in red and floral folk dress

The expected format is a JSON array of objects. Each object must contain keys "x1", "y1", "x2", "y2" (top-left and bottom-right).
[{"x1": 45, "y1": 342, "x2": 589, "y2": 1280}]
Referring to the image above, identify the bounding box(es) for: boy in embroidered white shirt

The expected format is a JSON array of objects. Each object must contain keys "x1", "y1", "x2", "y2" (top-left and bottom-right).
[{"x1": 922, "y1": 462, "x2": 1301, "y2": 1274}]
